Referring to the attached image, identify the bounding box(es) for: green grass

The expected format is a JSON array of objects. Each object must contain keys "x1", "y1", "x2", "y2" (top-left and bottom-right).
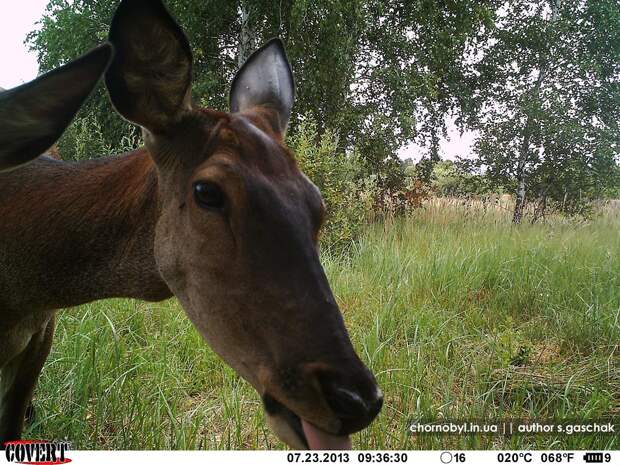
[{"x1": 28, "y1": 203, "x2": 620, "y2": 449}]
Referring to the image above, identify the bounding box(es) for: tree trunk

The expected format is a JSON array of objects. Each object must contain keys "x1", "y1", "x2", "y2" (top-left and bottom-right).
[
  {"x1": 513, "y1": 174, "x2": 527, "y2": 224},
  {"x1": 531, "y1": 192, "x2": 548, "y2": 224},
  {"x1": 237, "y1": 2, "x2": 256, "y2": 69},
  {"x1": 512, "y1": 0, "x2": 561, "y2": 224}
]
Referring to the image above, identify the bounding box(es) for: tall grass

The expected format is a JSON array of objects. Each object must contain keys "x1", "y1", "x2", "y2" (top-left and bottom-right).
[{"x1": 28, "y1": 205, "x2": 619, "y2": 449}]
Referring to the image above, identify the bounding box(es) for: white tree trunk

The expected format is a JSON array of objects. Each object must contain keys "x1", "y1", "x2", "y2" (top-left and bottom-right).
[
  {"x1": 512, "y1": 0, "x2": 561, "y2": 224},
  {"x1": 238, "y1": 2, "x2": 256, "y2": 69}
]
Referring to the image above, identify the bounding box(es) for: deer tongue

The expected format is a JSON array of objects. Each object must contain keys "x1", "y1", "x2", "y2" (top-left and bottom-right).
[{"x1": 301, "y1": 419, "x2": 352, "y2": 450}]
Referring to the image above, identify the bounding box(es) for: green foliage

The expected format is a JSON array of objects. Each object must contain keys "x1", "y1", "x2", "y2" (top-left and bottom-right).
[
  {"x1": 288, "y1": 116, "x2": 376, "y2": 252},
  {"x1": 57, "y1": 113, "x2": 141, "y2": 161},
  {"x1": 359, "y1": 0, "x2": 498, "y2": 164},
  {"x1": 428, "y1": 160, "x2": 492, "y2": 197},
  {"x1": 27, "y1": 0, "x2": 496, "y2": 172},
  {"x1": 25, "y1": 0, "x2": 620, "y2": 220},
  {"x1": 463, "y1": 0, "x2": 620, "y2": 219}
]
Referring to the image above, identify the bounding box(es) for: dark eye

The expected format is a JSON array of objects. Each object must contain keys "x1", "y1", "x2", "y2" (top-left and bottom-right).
[{"x1": 193, "y1": 181, "x2": 226, "y2": 210}]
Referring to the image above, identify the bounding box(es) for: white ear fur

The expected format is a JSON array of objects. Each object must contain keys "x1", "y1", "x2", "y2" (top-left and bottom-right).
[{"x1": 230, "y1": 38, "x2": 295, "y2": 134}]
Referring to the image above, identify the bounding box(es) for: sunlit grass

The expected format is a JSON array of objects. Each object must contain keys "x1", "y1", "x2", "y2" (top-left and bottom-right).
[{"x1": 29, "y1": 204, "x2": 620, "y2": 449}]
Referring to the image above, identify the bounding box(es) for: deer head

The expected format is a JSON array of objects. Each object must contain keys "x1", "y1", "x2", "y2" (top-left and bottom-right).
[
  {"x1": 105, "y1": 0, "x2": 382, "y2": 449},
  {"x1": 0, "y1": 44, "x2": 113, "y2": 171}
]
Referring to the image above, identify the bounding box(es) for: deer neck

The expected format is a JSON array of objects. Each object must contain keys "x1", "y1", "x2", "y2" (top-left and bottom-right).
[{"x1": 0, "y1": 149, "x2": 172, "y2": 313}]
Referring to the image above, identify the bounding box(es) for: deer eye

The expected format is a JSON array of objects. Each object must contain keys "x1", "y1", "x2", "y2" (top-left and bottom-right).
[{"x1": 193, "y1": 181, "x2": 226, "y2": 210}]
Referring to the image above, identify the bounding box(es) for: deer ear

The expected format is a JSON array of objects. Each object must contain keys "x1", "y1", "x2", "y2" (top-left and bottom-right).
[
  {"x1": 230, "y1": 38, "x2": 295, "y2": 135},
  {"x1": 105, "y1": 0, "x2": 193, "y2": 134},
  {"x1": 0, "y1": 43, "x2": 113, "y2": 172}
]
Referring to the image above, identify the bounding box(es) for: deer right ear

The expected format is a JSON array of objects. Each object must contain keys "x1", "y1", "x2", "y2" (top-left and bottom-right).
[
  {"x1": 230, "y1": 39, "x2": 295, "y2": 135},
  {"x1": 105, "y1": 0, "x2": 193, "y2": 135},
  {"x1": 0, "y1": 43, "x2": 113, "y2": 172}
]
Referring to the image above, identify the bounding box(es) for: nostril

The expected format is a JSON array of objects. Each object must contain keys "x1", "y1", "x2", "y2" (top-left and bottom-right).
[
  {"x1": 325, "y1": 387, "x2": 369, "y2": 419},
  {"x1": 321, "y1": 382, "x2": 383, "y2": 435},
  {"x1": 314, "y1": 368, "x2": 383, "y2": 434}
]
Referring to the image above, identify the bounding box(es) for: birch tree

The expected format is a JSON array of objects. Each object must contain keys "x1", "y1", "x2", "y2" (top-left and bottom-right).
[
  {"x1": 464, "y1": 0, "x2": 620, "y2": 222},
  {"x1": 27, "y1": 0, "x2": 494, "y2": 192}
]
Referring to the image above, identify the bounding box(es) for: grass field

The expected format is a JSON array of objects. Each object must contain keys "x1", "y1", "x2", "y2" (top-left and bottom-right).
[{"x1": 28, "y1": 202, "x2": 620, "y2": 449}]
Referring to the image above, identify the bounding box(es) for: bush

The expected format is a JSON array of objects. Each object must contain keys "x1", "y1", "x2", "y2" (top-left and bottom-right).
[
  {"x1": 58, "y1": 113, "x2": 140, "y2": 161},
  {"x1": 429, "y1": 160, "x2": 493, "y2": 197},
  {"x1": 288, "y1": 116, "x2": 377, "y2": 253}
]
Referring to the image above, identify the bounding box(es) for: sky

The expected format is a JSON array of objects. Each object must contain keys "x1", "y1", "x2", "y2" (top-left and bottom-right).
[
  {"x1": 0, "y1": 2, "x2": 474, "y2": 161},
  {"x1": 0, "y1": 0, "x2": 49, "y2": 89},
  {"x1": 399, "y1": 119, "x2": 476, "y2": 162}
]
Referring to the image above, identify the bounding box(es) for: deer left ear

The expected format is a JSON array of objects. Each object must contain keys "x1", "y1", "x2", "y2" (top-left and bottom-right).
[
  {"x1": 0, "y1": 43, "x2": 113, "y2": 171},
  {"x1": 230, "y1": 38, "x2": 295, "y2": 135}
]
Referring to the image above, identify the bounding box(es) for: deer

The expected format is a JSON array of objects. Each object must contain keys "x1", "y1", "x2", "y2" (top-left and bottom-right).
[{"x1": 0, "y1": 0, "x2": 382, "y2": 450}]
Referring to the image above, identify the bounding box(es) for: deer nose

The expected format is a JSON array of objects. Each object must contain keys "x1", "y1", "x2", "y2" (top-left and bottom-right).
[{"x1": 318, "y1": 372, "x2": 384, "y2": 435}]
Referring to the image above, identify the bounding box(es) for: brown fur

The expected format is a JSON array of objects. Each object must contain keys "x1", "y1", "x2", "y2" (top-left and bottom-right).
[{"x1": 0, "y1": 150, "x2": 169, "y2": 315}]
